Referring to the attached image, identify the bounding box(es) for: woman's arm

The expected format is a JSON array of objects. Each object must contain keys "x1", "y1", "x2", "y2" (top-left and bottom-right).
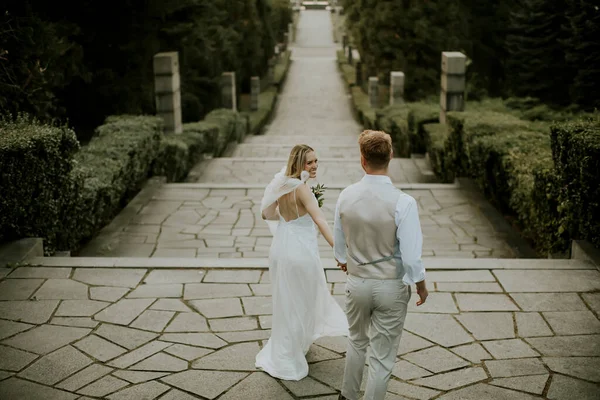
[
  {"x1": 297, "y1": 184, "x2": 334, "y2": 247},
  {"x1": 261, "y1": 201, "x2": 280, "y2": 221}
]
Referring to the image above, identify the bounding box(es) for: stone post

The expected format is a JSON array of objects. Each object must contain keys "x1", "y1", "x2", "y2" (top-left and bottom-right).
[
  {"x1": 283, "y1": 33, "x2": 289, "y2": 48},
  {"x1": 221, "y1": 72, "x2": 237, "y2": 111},
  {"x1": 440, "y1": 51, "x2": 466, "y2": 124},
  {"x1": 347, "y1": 45, "x2": 353, "y2": 65},
  {"x1": 355, "y1": 61, "x2": 362, "y2": 87},
  {"x1": 368, "y1": 77, "x2": 379, "y2": 108},
  {"x1": 288, "y1": 23, "x2": 294, "y2": 43},
  {"x1": 153, "y1": 52, "x2": 182, "y2": 134},
  {"x1": 390, "y1": 71, "x2": 405, "y2": 105},
  {"x1": 251, "y1": 76, "x2": 260, "y2": 111},
  {"x1": 342, "y1": 34, "x2": 348, "y2": 51}
]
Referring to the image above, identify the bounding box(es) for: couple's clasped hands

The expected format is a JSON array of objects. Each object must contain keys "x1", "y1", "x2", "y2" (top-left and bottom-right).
[{"x1": 335, "y1": 261, "x2": 429, "y2": 306}]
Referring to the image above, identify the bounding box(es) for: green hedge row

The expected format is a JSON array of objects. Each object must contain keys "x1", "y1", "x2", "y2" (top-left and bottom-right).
[
  {"x1": 274, "y1": 50, "x2": 292, "y2": 88},
  {"x1": 422, "y1": 110, "x2": 599, "y2": 255},
  {"x1": 0, "y1": 115, "x2": 80, "y2": 252},
  {"x1": 0, "y1": 106, "x2": 253, "y2": 253},
  {"x1": 551, "y1": 116, "x2": 600, "y2": 249}
]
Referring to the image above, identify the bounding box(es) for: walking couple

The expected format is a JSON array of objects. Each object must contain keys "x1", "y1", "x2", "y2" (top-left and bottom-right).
[{"x1": 255, "y1": 130, "x2": 428, "y2": 400}]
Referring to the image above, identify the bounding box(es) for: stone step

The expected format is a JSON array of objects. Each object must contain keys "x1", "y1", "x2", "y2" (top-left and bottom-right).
[
  {"x1": 243, "y1": 134, "x2": 361, "y2": 146},
  {"x1": 186, "y1": 158, "x2": 428, "y2": 185},
  {"x1": 230, "y1": 143, "x2": 361, "y2": 159},
  {"x1": 77, "y1": 182, "x2": 531, "y2": 259},
  {"x1": 24, "y1": 256, "x2": 599, "y2": 270}
]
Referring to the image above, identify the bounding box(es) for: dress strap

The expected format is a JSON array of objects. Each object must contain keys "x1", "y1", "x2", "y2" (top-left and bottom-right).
[{"x1": 293, "y1": 188, "x2": 300, "y2": 218}]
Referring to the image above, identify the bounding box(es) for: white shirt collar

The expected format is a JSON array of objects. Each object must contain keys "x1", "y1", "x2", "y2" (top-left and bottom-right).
[{"x1": 361, "y1": 174, "x2": 392, "y2": 184}]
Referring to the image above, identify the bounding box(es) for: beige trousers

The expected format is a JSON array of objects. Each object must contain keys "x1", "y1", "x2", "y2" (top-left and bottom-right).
[{"x1": 341, "y1": 275, "x2": 410, "y2": 400}]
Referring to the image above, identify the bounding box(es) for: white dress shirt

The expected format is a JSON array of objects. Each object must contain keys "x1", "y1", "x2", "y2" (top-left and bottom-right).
[{"x1": 334, "y1": 174, "x2": 426, "y2": 285}]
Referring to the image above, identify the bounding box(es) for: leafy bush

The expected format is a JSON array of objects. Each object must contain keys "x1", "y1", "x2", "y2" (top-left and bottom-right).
[
  {"x1": 71, "y1": 115, "x2": 163, "y2": 246},
  {"x1": 0, "y1": 114, "x2": 80, "y2": 252},
  {"x1": 376, "y1": 105, "x2": 410, "y2": 157},
  {"x1": 407, "y1": 102, "x2": 439, "y2": 154},
  {"x1": 551, "y1": 115, "x2": 600, "y2": 248},
  {"x1": 203, "y1": 109, "x2": 248, "y2": 156},
  {"x1": 422, "y1": 123, "x2": 454, "y2": 183},
  {"x1": 246, "y1": 87, "x2": 278, "y2": 135},
  {"x1": 152, "y1": 122, "x2": 218, "y2": 182},
  {"x1": 350, "y1": 87, "x2": 376, "y2": 129}
]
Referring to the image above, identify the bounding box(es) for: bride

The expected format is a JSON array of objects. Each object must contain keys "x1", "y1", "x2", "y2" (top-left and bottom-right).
[{"x1": 255, "y1": 144, "x2": 349, "y2": 381}]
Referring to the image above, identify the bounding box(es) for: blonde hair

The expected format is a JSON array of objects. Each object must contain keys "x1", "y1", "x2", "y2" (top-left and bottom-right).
[
  {"x1": 285, "y1": 144, "x2": 314, "y2": 179},
  {"x1": 359, "y1": 130, "x2": 392, "y2": 168}
]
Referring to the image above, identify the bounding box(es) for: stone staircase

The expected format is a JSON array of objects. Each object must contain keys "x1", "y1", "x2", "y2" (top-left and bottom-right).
[{"x1": 2, "y1": 9, "x2": 599, "y2": 400}]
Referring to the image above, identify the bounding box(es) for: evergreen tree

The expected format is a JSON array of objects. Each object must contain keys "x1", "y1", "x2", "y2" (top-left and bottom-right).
[
  {"x1": 563, "y1": 0, "x2": 600, "y2": 110},
  {"x1": 505, "y1": 0, "x2": 572, "y2": 105}
]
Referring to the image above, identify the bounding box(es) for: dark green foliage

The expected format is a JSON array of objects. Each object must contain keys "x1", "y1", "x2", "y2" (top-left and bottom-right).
[
  {"x1": 342, "y1": 0, "x2": 465, "y2": 100},
  {"x1": 421, "y1": 123, "x2": 454, "y2": 183},
  {"x1": 152, "y1": 122, "x2": 218, "y2": 182},
  {"x1": 0, "y1": 114, "x2": 80, "y2": 251},
  {"x1": 0, "y1": 114, "x2": 163, "y2": 253},
  {"x1": 505, "y1": 0, "x2": 572, "y2": 106},
  {"x1": 551, "y1": 115, "x2": 600, "y2": 248},
  {"x1": 407, "y1": 102, "x2": 439, "y2": 154},
  {"x1": 563, "y1": 0, "x2": 600, "y2": 111},
  {"x1": 376, "y1": 105, "x2": 410, "y2": 157},
  {"x1": 245, "y1": 87, "x2": 278, "y2": 135},
  {"x1": 70, "y1": 116, "x2": 163, "y2": 246},
  {"x1": 350, "y1": 86, "x2": 376, "y2": 129},
  {"x1": 0, "y1": 0, "x2": 287, "y2": 138}
]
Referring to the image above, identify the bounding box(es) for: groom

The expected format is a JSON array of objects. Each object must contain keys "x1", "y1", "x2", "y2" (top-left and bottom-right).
[{"x1": 334, "y1": 130, "x2": 428, "y2": 400}]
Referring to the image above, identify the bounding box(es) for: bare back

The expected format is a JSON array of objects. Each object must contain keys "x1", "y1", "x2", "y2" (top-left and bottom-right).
[{"x1": 277, "y1": 187, "x2": 309, "y2": 222}]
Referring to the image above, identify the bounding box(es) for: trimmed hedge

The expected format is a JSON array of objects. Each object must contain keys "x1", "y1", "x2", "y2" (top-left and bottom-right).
[
  {"x1": 203, "y1": 109, "x2": 248, "y2": 157},
  {"x1": 246, "y1": 87, "x2": 278, "y2": 135},
  {"x1": 69, "y1": 115, "x2": 163, "y2": 247},
  {"x1": 0, "y1": 114, "x2": 163, "y2": 253},
  {"x1": 408, "y1": 102, "x2": 439, "y2": 154},
  {"x1": 152, "y1": 122, "x2": 219, "y2": 182},
  {"x1": 422, "y1": 123, "x2": 454, "y2": 183},
  {"x1": 551, "y1": 115, "x2": 600, "y2": 249},
  {"x1": 0, "y1": 115, "x2": 80, "y2": 252},
  {"x1": 274, "y1": 50, "x2": 292, "y2": 88},
  {"x1": 376, "y1": 105, "x2": 411, "y2": 157},
  {"x1": 350, "y1": 87, "x2": 376, "y2": 129}
]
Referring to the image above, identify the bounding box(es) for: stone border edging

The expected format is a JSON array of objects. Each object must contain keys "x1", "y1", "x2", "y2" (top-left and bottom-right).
[{"x1": 22, "y1": 256, "x2": 596, "y2": 270}]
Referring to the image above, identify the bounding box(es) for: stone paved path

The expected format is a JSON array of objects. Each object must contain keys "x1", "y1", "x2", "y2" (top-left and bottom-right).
[
  {"x1": 1, "y1": 262, "x2": 600, "y2": 399},
  {"x1": 78, "y1": 8, "x2": 523, "y2": 260},
  {"x1": 5, "y1": 9, "x2": 599, "y2": 400}
]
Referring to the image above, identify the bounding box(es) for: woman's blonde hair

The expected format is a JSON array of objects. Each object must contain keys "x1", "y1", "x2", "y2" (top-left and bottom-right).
[{"x1": 285, "y1": 144, "x2": 314, "y2": 179}]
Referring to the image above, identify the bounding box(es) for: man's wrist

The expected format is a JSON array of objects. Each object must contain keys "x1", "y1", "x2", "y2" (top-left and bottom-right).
[{"x1": 415, "y1": 280, "x2": 427, "y2": 290}]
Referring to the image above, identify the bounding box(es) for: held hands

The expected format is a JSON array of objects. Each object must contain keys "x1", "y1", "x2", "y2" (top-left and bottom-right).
[
  {"x1": 415, "y1": 281, "x2": 428, "y2": 306},
  {"x1": 336, "y1": 260, "x2": 347, "y2": 273}
]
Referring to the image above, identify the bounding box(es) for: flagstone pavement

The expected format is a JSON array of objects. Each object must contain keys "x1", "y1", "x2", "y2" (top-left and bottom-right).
[
  {"x1": 3, "y1": 9, "x2": 600, "y2": 400},
  {"x1": 1, "y1": 263, "x2": 600, "y2": 399}
]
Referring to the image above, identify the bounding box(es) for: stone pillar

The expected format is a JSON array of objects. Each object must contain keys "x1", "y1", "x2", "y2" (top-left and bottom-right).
[
  {"x1": 368, "y1": 77, "x2": 379, "y2": 108},
  {"x1": 153, "y1": 52, "x2": 182, "y2": 134},
  {"x1": 288, "y1": 23, "x2": 294, "y2": 43},
  {"x1": 355, "y1": 61, "x2": 362, "y2": 87},
  {"x1": 347, "y1": 45, "x2": 353, "y2": 65},
  {"x1": 342, "y1": 34, "x2": 348, "y2": 51},
  {"x1": 283, "y1": 32, "x2": 289, "y2": 48},
  {"x1": 221, "y1": 72, "x2": 237, "y2": 111},
  {"x1": 440, "y1": 51, "x2": 466, "y2": 123},
  {"x1": 390, "y1": 71, "x2": 405, "y2": 105},
  {"x1": 250, "y1": 76, "x2": 260, "y2": 111}
]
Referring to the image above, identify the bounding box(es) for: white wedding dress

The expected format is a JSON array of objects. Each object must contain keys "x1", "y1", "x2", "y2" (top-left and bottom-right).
[{"x1": 255, "y1": 170, "x2": 349, "y2": 381}]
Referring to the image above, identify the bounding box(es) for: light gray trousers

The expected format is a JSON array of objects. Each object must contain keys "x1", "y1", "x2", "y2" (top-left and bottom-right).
[{"x1": 341, "y1": 275, "x2": 410, "y2": 400}]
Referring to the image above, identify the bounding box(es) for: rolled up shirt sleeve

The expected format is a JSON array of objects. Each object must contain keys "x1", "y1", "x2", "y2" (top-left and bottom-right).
[
  {"x1": 396, "y1": 196, "x2": 425, "y2": 285},
  {"x1": 333, "y1": 199, "x2": 347, "y2": 264}
]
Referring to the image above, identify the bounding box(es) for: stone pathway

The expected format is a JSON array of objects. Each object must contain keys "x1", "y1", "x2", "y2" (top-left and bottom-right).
[
  {"x1": 4, "y1": 9, "x2": 600, "y2": 400},
  {"x1": 1, "y1": 262, "x2": 600, "y2": 399},
  {"x1": 78, "y1": 8, "x2": 523, "y2": 260}
]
